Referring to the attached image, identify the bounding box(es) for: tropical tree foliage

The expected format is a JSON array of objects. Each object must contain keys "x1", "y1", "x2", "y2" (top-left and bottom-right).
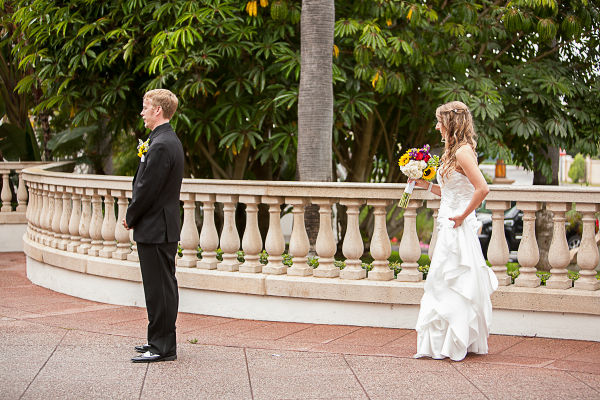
[
  {"x1": 0, "y1": 2, "x2": 40, "y2": 160},
  {"x1": 5, "y1": 0, "x2": 600, "y2": 184},
  {"x1": 331, "y1": 0, "x2": 600, "y2": 183},
  {"x1": 8, "y1": 0, "x2": 304, "y2": 178}
]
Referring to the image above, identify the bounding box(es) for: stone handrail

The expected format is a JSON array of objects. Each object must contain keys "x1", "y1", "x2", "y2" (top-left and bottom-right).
[
  {"x1": 20, "y1": 163, "x2": 600, "y2": 293},
  {"x1": 0, "y1": 162, "x2": 72, "y2": 224}
]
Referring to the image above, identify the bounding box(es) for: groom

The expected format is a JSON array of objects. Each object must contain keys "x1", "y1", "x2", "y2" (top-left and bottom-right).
[{"x1": 123, "y1": 89, "x2": 184, "y2": 363}]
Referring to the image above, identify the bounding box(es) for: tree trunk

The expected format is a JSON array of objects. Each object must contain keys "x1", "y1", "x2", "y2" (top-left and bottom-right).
[
  {"x1": 297, "y1": 0, "x2": 335, "y2": 251},
  {"x1": 534, "y1": 145, "x2": 559, "y2": 270}
]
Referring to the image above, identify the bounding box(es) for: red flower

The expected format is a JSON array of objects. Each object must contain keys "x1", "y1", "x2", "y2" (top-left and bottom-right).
[
  {"x1": 415, "y1": 153, "x2": 424, "y2": 161},
  {"x1": 424, "y1": 154, "x2": 431, "y2": 162}
]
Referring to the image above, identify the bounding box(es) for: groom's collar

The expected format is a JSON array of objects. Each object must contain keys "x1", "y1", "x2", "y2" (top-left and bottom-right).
[{"x1": 149, "y1": 122, "x2": 171, "y2": 141}]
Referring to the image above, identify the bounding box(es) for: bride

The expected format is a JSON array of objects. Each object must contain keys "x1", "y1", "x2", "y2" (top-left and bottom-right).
[{"x1": 410, "y1": 101, "x2": 499, "y2": 361}]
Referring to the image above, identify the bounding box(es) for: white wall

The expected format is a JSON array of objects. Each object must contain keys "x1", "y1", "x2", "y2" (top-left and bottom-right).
[{"x1": 0, "y1": 225, "x2": 28, "y2": 252}]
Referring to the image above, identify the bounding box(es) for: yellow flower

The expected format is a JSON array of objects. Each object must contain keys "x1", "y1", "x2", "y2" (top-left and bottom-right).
[
  {"x1": 423, "y1": 166, "x2": 436, "y2": 180},
  {"x1": 137, "y1": 138, "x2": 150, "y2": 158},
  {"x1": 398, "y1": 153, "x2": 410, "y2": 167},
  {"x1": 260, "y1": 0, "x2": 268, "y2": 7},
  {"x1": 386, "y1": 19, "x2": 392, "y2": 27},
  {"x1": 246, "y1": 1, "x2": 257, "y2": 16},
  {"x1": 371, "y1": 71, "x2": 380, "y2": 88},
  {"x1": 333, "y1": 44, "x2": 339, "y2": 58}
]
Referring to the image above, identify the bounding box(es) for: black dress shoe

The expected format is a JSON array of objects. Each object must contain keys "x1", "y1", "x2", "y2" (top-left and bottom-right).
[
  {"x1": 131, "y1": 351, "x2": 177, "y2": 363},
  {"x1": 134, "y1": 344, "x2": 151, "y2": 353}
]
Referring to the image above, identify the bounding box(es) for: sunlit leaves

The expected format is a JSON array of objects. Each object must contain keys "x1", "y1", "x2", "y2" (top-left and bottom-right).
[
  {"x1": 507, "y1": 110, "x2": 543, "y2": 139},
  {"x1": 335, "y1": 19, "x2": 360, "y2": 37},
  {"x1": 359, "y1": 23, "x2": 386, "y2": 50}
]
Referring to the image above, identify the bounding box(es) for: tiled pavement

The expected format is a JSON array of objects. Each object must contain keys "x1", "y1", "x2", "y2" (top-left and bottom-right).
[{"x1": 1, "y1": 252, "x2": 599, "y2": 400}]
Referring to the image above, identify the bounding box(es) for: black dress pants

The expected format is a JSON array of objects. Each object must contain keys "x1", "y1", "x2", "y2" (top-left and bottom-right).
[{"x1": 137, "y1": 242, "x2": 179, "y2": 357}]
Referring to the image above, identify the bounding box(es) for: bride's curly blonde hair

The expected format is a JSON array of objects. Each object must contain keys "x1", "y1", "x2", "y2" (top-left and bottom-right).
[{"x1": 437, "y1": 101, "x2": 477, "y2": 182}]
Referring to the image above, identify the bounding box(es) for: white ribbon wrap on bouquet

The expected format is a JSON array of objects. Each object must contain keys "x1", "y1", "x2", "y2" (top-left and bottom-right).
[{"x1": 399, "y1": 180, "x2": 416, "y2": 208}]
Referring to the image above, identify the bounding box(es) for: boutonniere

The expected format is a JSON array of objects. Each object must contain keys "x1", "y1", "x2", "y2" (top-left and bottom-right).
[{"x1": 137, "y1": 138, "x2": 150, "y2": 158}]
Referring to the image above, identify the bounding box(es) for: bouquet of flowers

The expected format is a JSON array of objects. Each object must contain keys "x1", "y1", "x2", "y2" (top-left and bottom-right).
[{"x1": 398, "y1": 144, "x2": 439, "y2": 208}]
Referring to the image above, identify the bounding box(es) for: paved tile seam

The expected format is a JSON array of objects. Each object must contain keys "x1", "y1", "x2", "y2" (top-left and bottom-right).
[
  {"x1": 20, "y1": 305, "x2": 121, "y2": 320},
  {"x1": 558, "y1": 342, "x2": 598, "y2": 361},
  {"x1": 493, "y1": 335, "x2": 528, "y2": 354},
  {"x1": 243, "y1": 348, "x2": 255, "y2": 400},
  {"x1": 568, "y1": 371, "x2": 600, "y2": 394},
  {"x1": 271, "y1": 324, "x2": 315, "y2": 341},
  {"x1": 342, "y1": 354, "x2": 371, "y2": 400},
  {"x1": 450, "y1": 360, "x2": 491, "y2": 400},
  {"x1": 19, "y1": 329, "x2": 68, "y2": 400},
  {"x1": 138, "y1": 363, "x2": 149, "y2": 400},
  {"x1": 379, "y1": 329, "x2": 412, "y2": 347},
  {"x1": 320, "y1": 326, "x2": 363, "y2": 344}
]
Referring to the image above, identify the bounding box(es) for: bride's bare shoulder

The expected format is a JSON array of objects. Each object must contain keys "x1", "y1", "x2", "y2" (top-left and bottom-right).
[
  {"x1": 455, "y1": 145, "x2": 475, "y2": 156},
  {"x1": 455, "y1": 146, "x2": 477, "y2": 162}
]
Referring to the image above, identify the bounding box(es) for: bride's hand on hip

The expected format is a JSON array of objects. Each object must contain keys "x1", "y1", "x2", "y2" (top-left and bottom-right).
[{"x1": 449, "y1": 215, "x2": 465, "y2": 228}]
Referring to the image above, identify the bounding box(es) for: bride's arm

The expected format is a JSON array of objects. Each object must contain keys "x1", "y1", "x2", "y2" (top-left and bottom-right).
[{"x1": 450, "y1": 146, "x2": 489, "y2": 227}]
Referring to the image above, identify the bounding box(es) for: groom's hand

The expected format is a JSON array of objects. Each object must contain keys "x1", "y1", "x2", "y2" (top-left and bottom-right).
[{"x1": 122, "y1": 218, "x2": 131, "y2": 230}]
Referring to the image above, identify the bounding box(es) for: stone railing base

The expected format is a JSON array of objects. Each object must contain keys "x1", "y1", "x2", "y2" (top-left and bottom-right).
[
  {"x1": 23, "y1": 236, "x2": 600, "y2": 342},
  {"x1": 1, "y1": 222, "x2": 28, "y2": 252}
]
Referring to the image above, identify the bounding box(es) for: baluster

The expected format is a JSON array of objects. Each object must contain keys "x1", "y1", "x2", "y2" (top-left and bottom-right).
[
  {"x1": 67, "y1": 189, "x2": 82, "y2": 252},
  {"x1": 127, "y1": 228, "x2": 139, "y2": 262},
  {"x1": 368, "y1": 199, "x2": 393, "y2": 281},
  {"x1": 77, "y1": 189, "x2": 92, "y2": 254},
  {"x1": 545, "y1": 202, "x2": 572, "y2": 289},
  {"x1": 397, "y1": 199, "x2": 422, "y2": 282},
  {"x1": 34, "y1": 184, "x2": 47, "y2": 243},
  {"x1": 87, "y1": 190, "x2": 103, "y2": 256},
  {"x1": 426, "y1": 199, "x2": 441, "y2": 260},
  {"x1": 43, "y1": 185, "x2": 56, "y2": 246},
  {"x1": 575, "y1": 203, "x2": 600, "y2": 290},
  {"x1": 16, "y1": 171, "x2": 28, "y2": 212},
  {"x1": 178, "y1": 193, "x2": 199, "y2": 268},
  {"x1": 313, "y1": 198, "x2": 339, "y2": 278},
  {"x1": 239, "y1": 195, "x2": 263, "y2": 273},
  {"x1": 50, "y1": 186, "x2": 63, "y2": 248},
  {"x1": 25, "y1": 183, "x2": 36, "y2": 239},
  {"x1": 339, "y1": 199, "x2": 366, "y2": 280},
  {"x1": 0, "y1": 170, "x2": 11, "y2": 212},
  {"x1": 216, "y1": 195, "x2": 240, "y2": 271},
  {"x1": 286, "y1": 197, "x2": 312, "y2": 276},
  {"x1": 197, "y1": 194, "x2": 218, "y2": 270},
  {"x1": 98, "y1": 190, "x2": 117, "y2": 258},
  {"x1": 111, "y1": 190, "x2": 131, "y2": 259},
  {"x1": 486, "y1": 200, "x2": 511, "y2": 286},
  {"x1": 515, "y1": 202, "x2": 541, "y2": 287},
  {"x1": 262, "y1": 196, "x2": 286, "y2": 275},
  {"x1": 126, "y1": 191, "x2": 139, "y2": 262},
  {"x1": 58, "y1": 188, "x2": 72, "y2": 251}
]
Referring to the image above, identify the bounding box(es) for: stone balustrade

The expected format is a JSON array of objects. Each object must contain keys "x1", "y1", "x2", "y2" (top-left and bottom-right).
[
  {"x1": 0, "y1": 162, "x2": 54, "y2": 224},
  {"x1": 16, "y1": 163, "x2": 600, "y2": 340}
]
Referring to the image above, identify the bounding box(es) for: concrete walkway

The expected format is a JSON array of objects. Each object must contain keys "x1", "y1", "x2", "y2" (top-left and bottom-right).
[{"x1": 1, "y1": 252, "x2": 599, "y2": 400}]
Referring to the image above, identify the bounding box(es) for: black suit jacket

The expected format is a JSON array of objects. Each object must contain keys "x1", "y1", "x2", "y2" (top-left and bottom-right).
[{"x1": 126, "y1": 122, "x2": 184, "y2": 244}]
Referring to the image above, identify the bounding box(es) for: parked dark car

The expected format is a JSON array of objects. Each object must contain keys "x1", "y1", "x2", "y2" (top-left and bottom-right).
[{"x1": 475, "y1": 203, "x2": 597, "y2": 258}]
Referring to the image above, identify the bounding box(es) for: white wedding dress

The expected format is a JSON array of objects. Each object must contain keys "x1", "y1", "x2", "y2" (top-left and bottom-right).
[{"x1": 414, "y1": 170, "x2": 498, "y2": 361}]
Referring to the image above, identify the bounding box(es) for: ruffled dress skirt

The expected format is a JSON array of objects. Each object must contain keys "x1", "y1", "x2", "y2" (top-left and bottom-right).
[{"x1": 414, "y1": 199, "x2": 498, "y2": 361}]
